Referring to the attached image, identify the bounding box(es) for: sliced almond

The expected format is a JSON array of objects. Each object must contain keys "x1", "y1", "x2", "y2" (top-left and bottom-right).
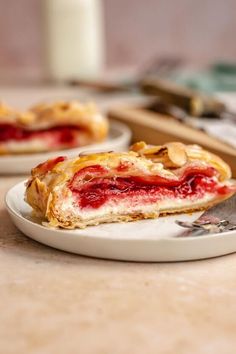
[{"x1": 165, "y1": 142, "x2": 188, "y2": 167}]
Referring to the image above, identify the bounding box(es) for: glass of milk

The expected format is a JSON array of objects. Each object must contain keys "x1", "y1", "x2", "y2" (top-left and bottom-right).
[{"x1": 43, "y1": 0, "x2": 105, "y2": 81}]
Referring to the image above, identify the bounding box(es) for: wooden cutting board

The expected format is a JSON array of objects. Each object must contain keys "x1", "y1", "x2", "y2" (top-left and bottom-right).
[{"x1": 108, "y1": 105, "x2": 236, "y2": 177}]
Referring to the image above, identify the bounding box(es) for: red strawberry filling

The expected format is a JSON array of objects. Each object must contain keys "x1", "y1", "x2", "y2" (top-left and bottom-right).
[
  {"x1": 69, "y1": 165, "x2": 232, "y2": 210},
  {"x1": 0, "y1": 123, "x2": 85, "y2": 147}
]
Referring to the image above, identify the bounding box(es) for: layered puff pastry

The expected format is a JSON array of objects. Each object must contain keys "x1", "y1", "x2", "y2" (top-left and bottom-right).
[
  {"x1": 25, "y1": 141, "x2": 236, "y2": 229},
  {"x1": 0, "y1": 101, "x2": 108, "y2": 154}
]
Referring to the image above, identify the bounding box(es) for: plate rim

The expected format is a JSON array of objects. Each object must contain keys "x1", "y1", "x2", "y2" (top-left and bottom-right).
[{"x1": 5, "y1": 180, "x2": 236, "y2": 243}]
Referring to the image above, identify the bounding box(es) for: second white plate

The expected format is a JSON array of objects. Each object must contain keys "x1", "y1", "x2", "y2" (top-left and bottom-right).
[
  {"x1": 0, "y1": 120, "x2": 131, "y2": 174},
  {"x1": 5, "y1": 181, "x2": 236, "y2": 262}
]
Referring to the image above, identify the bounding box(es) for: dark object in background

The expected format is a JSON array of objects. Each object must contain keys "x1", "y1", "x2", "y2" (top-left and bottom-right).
[
  {"x1": 141, "y1": 78, "x2": 226, "y2": 118},
  {"x1": 69, "y1": 57, "x2": 236, "y2": 122},
  {"x1": 146, "y1": 99, "x2": 187, "y2": 122}
]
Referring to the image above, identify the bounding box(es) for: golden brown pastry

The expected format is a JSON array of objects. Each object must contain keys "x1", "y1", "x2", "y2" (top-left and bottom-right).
[
  {"x1": 0, "y1": 101, "x2": 108, "y2": 154},
  {"x1": 25, "y1": 141, "x2": 236, "y2": 229}
]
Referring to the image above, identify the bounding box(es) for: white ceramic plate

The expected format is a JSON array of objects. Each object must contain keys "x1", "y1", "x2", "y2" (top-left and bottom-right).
[
  {"x1": 5, "y1": 181, "x2": 236, "y2": 262},
  {"x1": 0, "y1": 121, "x2": 131, "y2": 174}
]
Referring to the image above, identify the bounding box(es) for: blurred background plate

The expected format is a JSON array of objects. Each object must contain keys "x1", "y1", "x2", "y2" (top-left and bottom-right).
[{"x1": 0, "y1": 120, "x2": 131, "y2": 175}]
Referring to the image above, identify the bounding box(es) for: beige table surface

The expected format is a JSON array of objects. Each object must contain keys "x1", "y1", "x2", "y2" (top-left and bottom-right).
[
  {"x1": 1, "y1": 176, "x2": 236, "y2": 354},
  {"x1": 1, "y1": 88, "x2": 236, "y2": 354}
]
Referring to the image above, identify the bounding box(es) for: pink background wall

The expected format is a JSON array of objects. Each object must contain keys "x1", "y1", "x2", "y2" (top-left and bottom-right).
[{"x1": 0, "y1": 0, "x2": 236, "y2": 80}]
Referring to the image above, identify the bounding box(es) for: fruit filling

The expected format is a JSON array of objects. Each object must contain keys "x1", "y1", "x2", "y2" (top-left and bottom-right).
[
  {"x1": 0, "y1": 123, "x2": 85, "y2": 147},
  {"x1": 69, "y1": 165, "x2": 231, "y2": 210}
]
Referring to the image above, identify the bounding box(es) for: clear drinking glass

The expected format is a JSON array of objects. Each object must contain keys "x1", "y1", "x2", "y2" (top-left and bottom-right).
[{"x1": 43, "y1": 0, "x2": 105, "y2": 81}]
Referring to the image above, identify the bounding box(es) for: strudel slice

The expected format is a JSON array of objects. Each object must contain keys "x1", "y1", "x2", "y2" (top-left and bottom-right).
[
  {"x1": 0, "y1": 101, "x2": 108, "y2": 154},
  {"x1": 25, "y1": 142, "x2": 235, "y2": 229}
]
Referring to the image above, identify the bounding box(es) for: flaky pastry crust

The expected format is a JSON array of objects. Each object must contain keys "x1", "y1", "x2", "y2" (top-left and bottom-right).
[{"x1": 25, "y1": 141, "x2": 235, "y2": 229}]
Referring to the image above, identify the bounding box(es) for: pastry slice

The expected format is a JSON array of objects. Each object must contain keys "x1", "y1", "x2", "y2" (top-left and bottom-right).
[
  {"x1": 0, "y1": 101, "x2": 108, "y2": 154},
  {"x1": 25, "y1": 142, "x2": 236, "y2": 229}
]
